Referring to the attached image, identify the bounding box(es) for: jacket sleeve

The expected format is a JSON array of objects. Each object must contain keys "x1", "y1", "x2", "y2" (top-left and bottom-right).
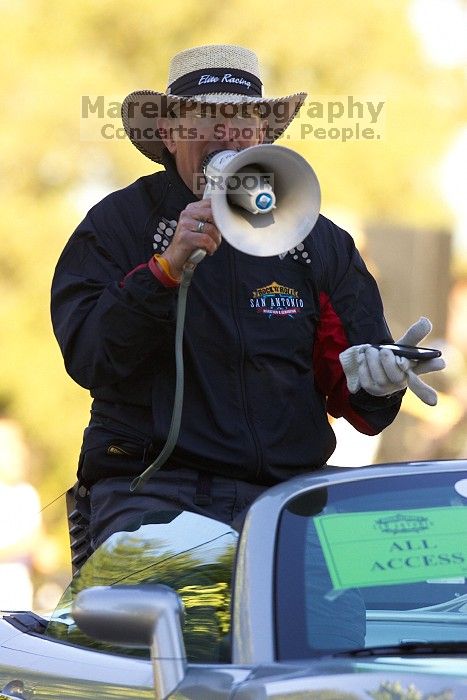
[
  {"x1": 51, "y1": 207, "x2": 178, "y2": 391},
  {"x1": 311, "y1": 219, "x2": 403, "y2": 435}
]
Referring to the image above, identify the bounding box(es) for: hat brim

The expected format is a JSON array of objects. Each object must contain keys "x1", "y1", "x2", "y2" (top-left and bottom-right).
[{"x1": 121, "y1": 89, "x2": 307, "y2": 164}]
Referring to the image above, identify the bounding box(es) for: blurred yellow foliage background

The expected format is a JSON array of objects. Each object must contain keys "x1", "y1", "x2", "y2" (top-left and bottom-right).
[{"x1": 0, "y1": 0, "x2": 466, "y2": 594}]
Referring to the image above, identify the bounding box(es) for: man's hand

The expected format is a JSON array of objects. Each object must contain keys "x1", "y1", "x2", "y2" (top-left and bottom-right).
[
  {"x1": 339, "y1": 317, "x2": 446, "y2": 406},
  {"x1": 161, "y1": 199, "x2": 221, "y2": 280}
]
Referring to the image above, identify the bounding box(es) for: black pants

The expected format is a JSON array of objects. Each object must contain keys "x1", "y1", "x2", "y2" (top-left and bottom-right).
[{"x1": 88, "y1": 467, "x2": 268, "y2": 550}]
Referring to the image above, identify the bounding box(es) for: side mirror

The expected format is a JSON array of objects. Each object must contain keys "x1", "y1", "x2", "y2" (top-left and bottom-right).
[
  {"x1": 1, "y1": 680, "x2": 27, "y2": 700},
  {"x1": 73, "y1": 583, "x2": 186, "y2": 700}
]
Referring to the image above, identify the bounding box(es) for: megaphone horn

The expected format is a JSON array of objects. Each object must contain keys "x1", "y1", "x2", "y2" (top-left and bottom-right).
[{"x1": 203, "y1": 144, "x2": 321, "y2": 257}]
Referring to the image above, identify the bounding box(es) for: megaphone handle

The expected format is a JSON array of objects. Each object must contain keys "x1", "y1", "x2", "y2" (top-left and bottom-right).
[
  {"x1": 182, "y1": 172, "x2": 216, "y2": 270},
  {"x1": 184, "y1": 248, "x2": 207, "y2": 271}
]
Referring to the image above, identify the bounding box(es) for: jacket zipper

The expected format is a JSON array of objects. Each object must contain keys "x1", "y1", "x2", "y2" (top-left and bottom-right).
[{"x1": 228, "y1": 247, "x2": 264, "y2": 479}]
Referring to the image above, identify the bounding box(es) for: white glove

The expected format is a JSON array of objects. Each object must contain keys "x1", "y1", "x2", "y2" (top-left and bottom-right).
[{"x1": 339, "y1": 317, "x2": 446, "y2": 406}]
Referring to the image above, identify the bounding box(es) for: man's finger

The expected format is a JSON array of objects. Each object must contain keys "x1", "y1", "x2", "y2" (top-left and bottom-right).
[
  {"x1": 363, "y1": 347, "x2": 389, "y2": 385},
  {"x1": 397, "y1": 317, "x2": 432, "y2": 346},
  {"x1": 406, "y1": 369, "x2": 438, "y2": 406},
  {"x1": 411, "y1": 357, "x2": 446, "y2": 376},
  {"x1": 187, "y1": 218, "x2": 219, "y2": 239},
  {"x1": 379, "y1": 349, "x2": 408, "y2": 384}
]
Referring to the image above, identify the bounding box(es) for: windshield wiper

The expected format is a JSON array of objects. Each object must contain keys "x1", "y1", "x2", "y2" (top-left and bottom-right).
[{"x1": 335, "y1": 640, "x2": 467, "y2": 657}]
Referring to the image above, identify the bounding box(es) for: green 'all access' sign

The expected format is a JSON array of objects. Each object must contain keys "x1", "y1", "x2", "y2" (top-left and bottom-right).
[{"x1": 314, "y1": 506, "x2": 467, "y2": 590}]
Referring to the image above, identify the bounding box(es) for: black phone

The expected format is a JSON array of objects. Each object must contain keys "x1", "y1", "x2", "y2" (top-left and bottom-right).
[{"x1": 371, "y1": 344, "x2": 442, "y2": 361}]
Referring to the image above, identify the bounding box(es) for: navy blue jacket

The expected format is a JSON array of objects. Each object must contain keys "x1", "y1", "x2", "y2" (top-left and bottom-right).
[{"x1": 51, "y1": 154, "x2": 402, "y2": 487}]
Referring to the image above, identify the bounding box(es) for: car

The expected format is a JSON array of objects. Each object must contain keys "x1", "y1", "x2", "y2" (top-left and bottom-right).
[{"x1": 0, "y1": 460, "x2": 467, "y2": 699}]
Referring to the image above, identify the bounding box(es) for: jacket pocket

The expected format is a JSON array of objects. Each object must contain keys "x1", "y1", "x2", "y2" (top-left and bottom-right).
[
  {"x1": 106, "y1": 441, "x2": 145, "y2": 457},
  {"x1": 78, "y1": 424, "x2": 152, "y2": 485}
]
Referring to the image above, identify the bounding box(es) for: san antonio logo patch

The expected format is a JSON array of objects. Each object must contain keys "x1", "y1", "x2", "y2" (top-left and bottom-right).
[{"x1": 250, "y1": 281, "x2": 304, "y2": 318}]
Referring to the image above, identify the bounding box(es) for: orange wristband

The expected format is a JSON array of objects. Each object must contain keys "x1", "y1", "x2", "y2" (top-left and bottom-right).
[
  {"x1": 153, "y1": 254, "x2": 180, "y2": 283},
  {"x1": 154, "y1": 253, "x2": 180, "y2": 284},
  {"x1": 148, "y1": 255, "x2": 179, "y2": 288}
]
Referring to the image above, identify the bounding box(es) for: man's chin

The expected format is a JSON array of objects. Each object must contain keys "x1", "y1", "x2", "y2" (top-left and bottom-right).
[{"x1": 192, "y1": 170, "x2": 206, "y2": 198}]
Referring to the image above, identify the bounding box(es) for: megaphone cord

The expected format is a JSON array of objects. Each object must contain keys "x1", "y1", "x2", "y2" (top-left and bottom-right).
[{"x1": 130, "y1": 263, "x2": 196, "y2": 493}]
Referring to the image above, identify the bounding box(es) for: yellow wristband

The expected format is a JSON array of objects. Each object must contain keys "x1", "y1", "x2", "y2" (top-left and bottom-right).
[{"x1": 153, "y1": 254, "x2": 180, "y2": 283}]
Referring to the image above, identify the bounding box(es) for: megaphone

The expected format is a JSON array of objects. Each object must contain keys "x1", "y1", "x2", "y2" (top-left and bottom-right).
[{"x1": 202, "y1": 144, "x2": 321, "y2": 257}]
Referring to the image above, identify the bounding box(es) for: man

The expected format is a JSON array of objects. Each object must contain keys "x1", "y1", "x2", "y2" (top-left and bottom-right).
[{"x1": 51, "y1": 44, "x2": 444, "y2": 554}]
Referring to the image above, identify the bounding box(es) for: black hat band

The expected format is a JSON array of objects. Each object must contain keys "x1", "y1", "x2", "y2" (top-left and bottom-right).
[{"x1": 168, "y1": 68, "x2": 263, "y2": 97}]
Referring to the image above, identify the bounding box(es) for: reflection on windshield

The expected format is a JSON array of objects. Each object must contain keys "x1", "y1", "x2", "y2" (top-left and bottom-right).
[
  {"x1": 47, "y1": 511, "x2": 238, "y2": 662},
  {"x1": 275, "y1": 471, "x2": 467, "y2": 660}
]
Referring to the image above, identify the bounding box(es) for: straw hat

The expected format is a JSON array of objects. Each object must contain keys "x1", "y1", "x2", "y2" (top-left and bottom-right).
[{"x1": 121, "y1": 44, "x2": 307, "y2": 163}]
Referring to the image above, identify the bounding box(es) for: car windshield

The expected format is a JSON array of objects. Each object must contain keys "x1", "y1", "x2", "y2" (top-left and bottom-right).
[
  {"x1": 46, "y1": 510, "x2": 238, "y2": 663},
  {"x1": 275, "y1": 470, "x2": 467, "y2": 659}
]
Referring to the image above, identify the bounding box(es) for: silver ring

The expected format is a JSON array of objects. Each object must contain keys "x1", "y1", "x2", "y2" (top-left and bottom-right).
[{"x1": 196, "y1": 220, "x2": 206, "y2": 234}]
